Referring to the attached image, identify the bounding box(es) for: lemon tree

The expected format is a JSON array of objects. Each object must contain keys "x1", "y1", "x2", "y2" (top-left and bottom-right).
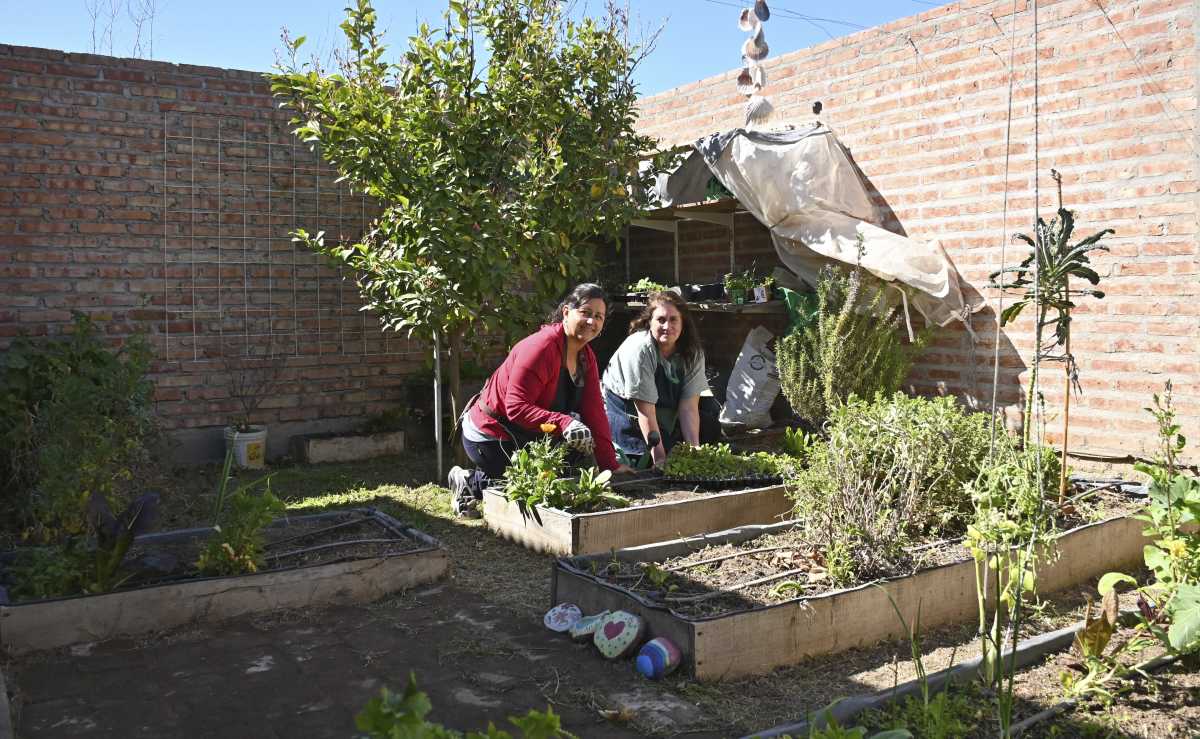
[{"x1": 269, "y1": 0, "x2": 660, "y2": 411}]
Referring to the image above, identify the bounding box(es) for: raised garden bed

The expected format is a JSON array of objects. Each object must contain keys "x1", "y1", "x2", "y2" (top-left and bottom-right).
[
  {"x1": 482, "y1": 475, "x2": 792, "y2": 556},
  {"x1": 552, "y1": 493, "x2": 1149, "y2": 680},
  {"x1": 290, "y1": 429, "x2": 406, "y2": 463},
  {"x1": 0, "y1": 508, "x2": 448, "y2": 655}
]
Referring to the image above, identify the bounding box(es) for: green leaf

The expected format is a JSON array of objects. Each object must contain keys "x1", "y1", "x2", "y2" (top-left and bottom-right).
[
  {"x1": 1098, "y1": 572, "x2": 1137, "y2": 595},
  {"x1": 1144, "y1": 544, "x2": 1172, "y2": 580},
  {"x1": 1167, "y1": 584, "x2": 1200, "y2": 652},
  {"x1": 999, "y1": 301, "x2": 1027, "y2": 326}
]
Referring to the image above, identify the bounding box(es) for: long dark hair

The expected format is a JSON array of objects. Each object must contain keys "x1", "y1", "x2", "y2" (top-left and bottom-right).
[
  {"x1": 548, "y1": 283, "x2": 609, "y2": 323},
  {"x1": 629, "y1": 291, "x2": 702, "y2": 364}
]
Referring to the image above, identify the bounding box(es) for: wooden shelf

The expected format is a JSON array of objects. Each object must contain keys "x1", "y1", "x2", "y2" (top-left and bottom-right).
[{"x1": 615, "y1": 299, "x2": 786, "y2": 315}]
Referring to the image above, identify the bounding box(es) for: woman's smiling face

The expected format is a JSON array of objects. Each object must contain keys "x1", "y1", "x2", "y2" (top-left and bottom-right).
[
  {"x1": 562, "y1": 298, "x2": 607, "y2": 344},
  {"x1": 650, "y1": 301, "x2": 683, "y2": 352}
]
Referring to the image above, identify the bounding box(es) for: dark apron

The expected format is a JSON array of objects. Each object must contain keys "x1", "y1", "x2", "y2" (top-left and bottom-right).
[{"x1": 605, "y1": 359, "x2": 685, "y2": 468}]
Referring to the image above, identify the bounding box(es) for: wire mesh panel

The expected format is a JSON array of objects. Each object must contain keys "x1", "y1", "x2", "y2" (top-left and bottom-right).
[{"x1": 160, "y1": 113, "x2": 418, "y2": 364}]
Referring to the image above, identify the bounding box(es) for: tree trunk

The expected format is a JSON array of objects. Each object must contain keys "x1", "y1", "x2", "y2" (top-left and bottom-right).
[
  {"x1": 448, "y1": 328, "x2": 467, "y2": 465},
  {"x1": 448, "y1": 329, "x2": 464, "y2": 421}
]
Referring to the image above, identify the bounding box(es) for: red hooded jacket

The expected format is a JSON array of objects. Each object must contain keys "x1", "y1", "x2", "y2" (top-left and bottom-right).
[{"x1": 469, "y1": 323, "x2": 618, "y2": 471}]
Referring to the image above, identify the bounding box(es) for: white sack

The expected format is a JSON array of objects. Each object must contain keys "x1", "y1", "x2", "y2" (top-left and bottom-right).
[{"x1": 719, "y1": 326, "x2": 779, "y2": 429}]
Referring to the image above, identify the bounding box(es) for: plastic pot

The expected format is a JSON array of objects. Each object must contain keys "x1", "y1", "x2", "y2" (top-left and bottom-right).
[{"x1": 224, "y1": 425, "x2": 268, "y2": 469}]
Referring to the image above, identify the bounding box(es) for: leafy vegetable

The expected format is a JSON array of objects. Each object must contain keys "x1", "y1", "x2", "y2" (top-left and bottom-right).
[{"x1": 502, "y1": 438, "x2": 628, "y2": 513}]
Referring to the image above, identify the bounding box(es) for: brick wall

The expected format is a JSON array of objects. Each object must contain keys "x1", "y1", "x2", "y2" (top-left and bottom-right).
[
  {"x1": 633, "y1": 0, "x2": 1200, "y2": 464},
  {"x1": 0, "y1": 44, "x2": 431, "y2": 461}
]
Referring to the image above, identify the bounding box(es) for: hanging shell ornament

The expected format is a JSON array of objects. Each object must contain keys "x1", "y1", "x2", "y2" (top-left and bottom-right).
[
  {"x1": 738, "y1": 7, "x2": 759, "y2": 32},
  {"x1": 754, "y1": 0, "x2": 770, "y2": 22},
  {"x1": 736, "y1": 64, "x2": 767, "y2": 96},
  {"x1": 742, "y1": 26, "x2": 769, "y2": 61},
  {"x1": 745, "y1": 94, "x2": 774, "y2": 126},
  {"x1": 750, "y1": 63, "x2": 766, "y2": 88},
  {"x1": 736, "y1": 67, "x2": 755, "y2": 96}
]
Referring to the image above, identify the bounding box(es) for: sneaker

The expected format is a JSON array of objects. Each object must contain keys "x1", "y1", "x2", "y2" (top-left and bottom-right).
[{"x1": 448, "y1": 465, "x2": 481, "y2": 519}]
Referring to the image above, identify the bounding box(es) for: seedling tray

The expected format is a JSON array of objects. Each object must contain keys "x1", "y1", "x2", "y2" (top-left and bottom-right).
[
  {"x1": 551, "y1": 512, "x2": 1150, "y2": 680},
  {"x1": 661, "y1": 473, "x2": 782, "y2": 490},
  {"x1": 0, "y1": 508, "x2": 449, "y2": 655},
  {"x1": 482, "y1": 476, "x2": 793, "y2": 556}
]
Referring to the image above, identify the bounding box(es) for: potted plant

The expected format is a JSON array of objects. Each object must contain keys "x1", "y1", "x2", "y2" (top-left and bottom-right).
[
  {"x1": 753, "y1": 274, "x2": 776, "y2": 303},
  {"x1": 627, "y1": 276, "x2": 667, "y2": 299},
  {"x1": 222, "y1": 354, "x2": 287, "y2": 469},
  {"x1": 724, "y1": 270, "x2": 756, "y2": 305}
]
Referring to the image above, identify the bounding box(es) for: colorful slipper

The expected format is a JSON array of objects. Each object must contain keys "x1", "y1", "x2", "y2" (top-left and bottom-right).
[
  {"x1": 593, "y1": 610, "x2": 645, "y2": 659},
  {"x1": 543, "y1": 603, "x2": 582, "y2": 633},
  {"x1": 568, "y1": 611, "x2": 610, "y2": 642}
]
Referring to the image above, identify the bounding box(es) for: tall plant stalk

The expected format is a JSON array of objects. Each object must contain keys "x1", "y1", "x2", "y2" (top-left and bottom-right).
[{"x1": 989, "y1": 171, "x2": 1112, "y2": 502}]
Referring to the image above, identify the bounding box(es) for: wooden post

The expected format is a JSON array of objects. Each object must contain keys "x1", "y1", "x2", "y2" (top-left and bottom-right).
[
  {"x1": 1052, "y1": 169, "x2": 1068, "y2": 505},
  {"x1": 1059, "y1": 315, "x2": 1071, "y2": 504}
]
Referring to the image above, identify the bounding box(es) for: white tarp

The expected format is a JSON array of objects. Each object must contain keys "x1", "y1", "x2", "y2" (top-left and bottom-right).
[{"x1": 691, "y1": 125, "x2": 979, "y2": 327}]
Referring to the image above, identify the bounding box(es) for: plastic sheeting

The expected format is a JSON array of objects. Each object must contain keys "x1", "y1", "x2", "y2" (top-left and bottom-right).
[{"x1": 685, "y1": 125, "x2": 978, "y2": 327}]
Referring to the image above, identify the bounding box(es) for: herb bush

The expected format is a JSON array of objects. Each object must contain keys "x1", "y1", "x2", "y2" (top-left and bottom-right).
[
  {"x1": 0, "y1": 313, "x2": 155, "y2": 542},
  {"x1": 776, "y1": 266, "x2": 928, "y2": 428},
  {"x1": 790, "y1": 393, "x2": 1002, "y2": 583}
]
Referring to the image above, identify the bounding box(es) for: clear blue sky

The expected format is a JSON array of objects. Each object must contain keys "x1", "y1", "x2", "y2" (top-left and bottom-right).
[{"x1": 2, "y1": 1, "x2": 940, "y2": 96}]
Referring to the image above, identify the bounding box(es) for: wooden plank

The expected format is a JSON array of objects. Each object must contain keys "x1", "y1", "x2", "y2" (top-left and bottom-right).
[
  {"x1": 691, "y1": 558, "x2": 980, "y2": 679},
  {"x1": 483, "y1": 485, "x2": 792, "y2": 556},
  {"x1": 0, "y1": 549, "x2": 449, "y2": 656},
  {"x1": 1038, "y1": 515, "x2": 1148, "y2": 592},
  {"x1": 481, "y1": 490, "x2": 576, "y2": 556},
  {"x1": 576, "y1": 486, "x2": 793, "y2": 554}
]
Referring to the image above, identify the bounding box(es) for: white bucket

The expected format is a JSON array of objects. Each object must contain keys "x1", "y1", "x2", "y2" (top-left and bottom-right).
[{"x1": 224, "y1": 425, "x2": 268, "y2": 469}]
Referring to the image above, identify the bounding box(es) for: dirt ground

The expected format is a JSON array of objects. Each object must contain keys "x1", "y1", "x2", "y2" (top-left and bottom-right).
[
  {"x1": 7, "y1": 584, "x2": 724, "y2": 738},
  {"x1": 3, "y1": 452, "x2": 1196, "y2": 737}
]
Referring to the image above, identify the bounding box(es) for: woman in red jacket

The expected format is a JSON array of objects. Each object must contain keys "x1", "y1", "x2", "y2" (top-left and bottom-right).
[{"x1": 449, "y1": 283, "x2": 633, "y2": 517}]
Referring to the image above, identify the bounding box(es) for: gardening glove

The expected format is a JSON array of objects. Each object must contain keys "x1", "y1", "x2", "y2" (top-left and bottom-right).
[
  {"x1": 650, "y1": 443, "x2": 668, "y2": 468},
  {"x1": 563, "y1": 418, "x2": 595, "y2": 455}
]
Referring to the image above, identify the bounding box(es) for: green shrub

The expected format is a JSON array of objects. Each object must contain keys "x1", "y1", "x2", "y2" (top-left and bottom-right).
[
  {"x1": 4, "y1": 544, "x2": 85, "y2": 601},
  {"x1": 790, "y1": 393, "x2": 997, "y2": 582},
  {"x1": 197, "y1": 476, "x2": 285, "y2": 577},
  {"x1": 965, "y1": 440, "x2": 1060, "y2": 550},
  {"x1": 777, "y1": 266, "x2": 928, "y2": 428},
  {"x1": 0, "y1": 313, "x2": 155, "y2": 542}
]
